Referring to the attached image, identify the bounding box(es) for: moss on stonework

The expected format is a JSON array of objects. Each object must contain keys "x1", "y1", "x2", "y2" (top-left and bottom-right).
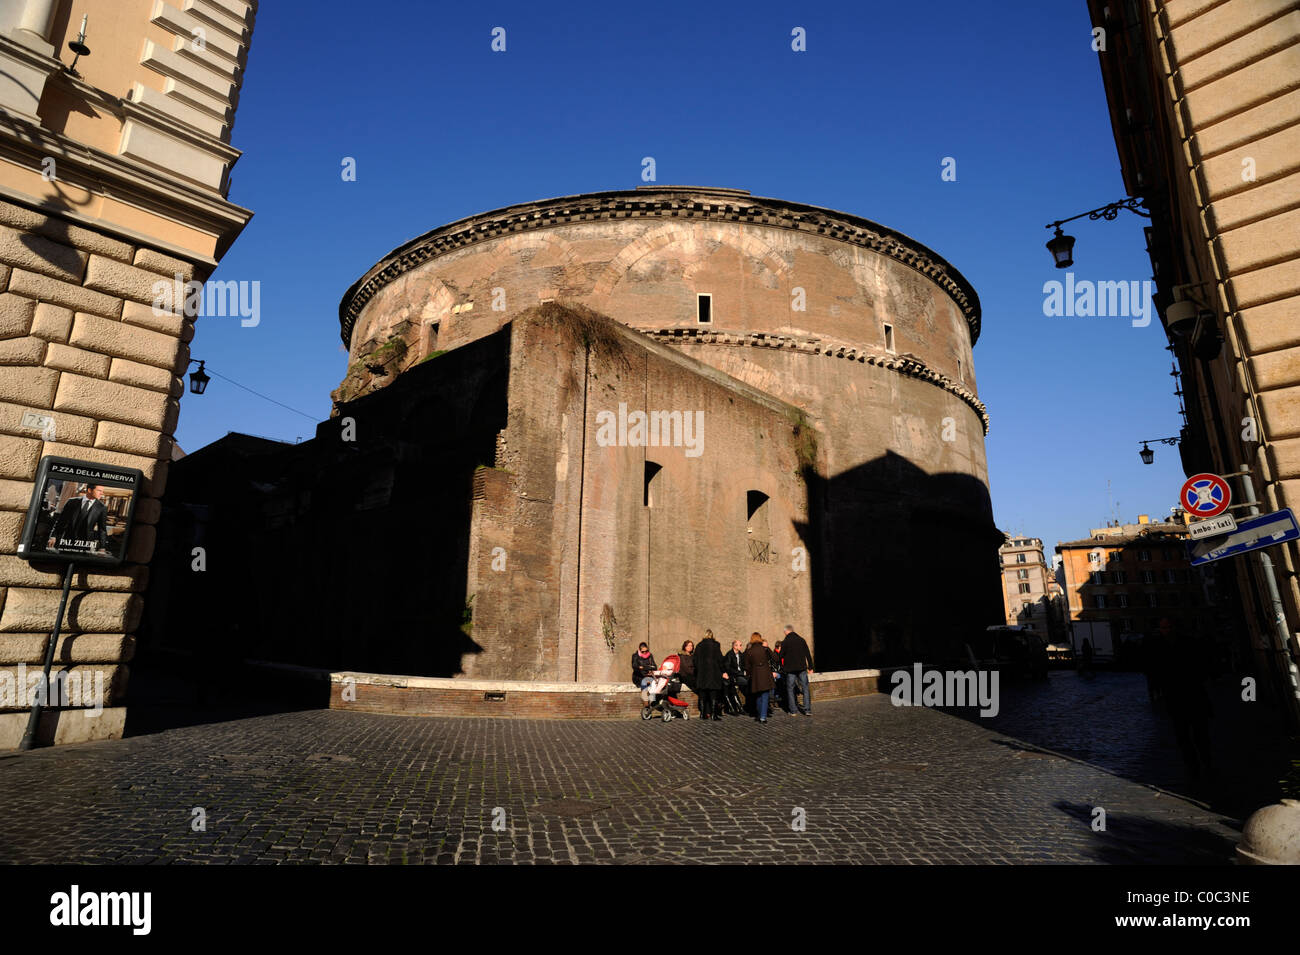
[
  {"x1": 534, "y1": 301, "x2": 632, "y2": 372},
  {"x1": 791, "y1": 410, "x2": 819, "y2": 476},
  {"x1": 417, "y1": 350, "x2": 448, "y2": 364}
]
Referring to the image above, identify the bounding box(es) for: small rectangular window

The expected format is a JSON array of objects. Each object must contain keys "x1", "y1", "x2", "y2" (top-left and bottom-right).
[
  {"x1": 697, "y1": 294, "x2": 712, "y2": 324},
  {"x1": 884, "y1": 324, "x2": 895, "y2": 353},
  {"x1": 957, "y1": 358, "x2": 963, "y2": 381}
]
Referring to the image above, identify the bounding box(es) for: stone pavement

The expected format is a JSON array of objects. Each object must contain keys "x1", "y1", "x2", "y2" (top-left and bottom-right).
[{"x1": 0, "y1": 674, "x2": 1255, "y2": 864}]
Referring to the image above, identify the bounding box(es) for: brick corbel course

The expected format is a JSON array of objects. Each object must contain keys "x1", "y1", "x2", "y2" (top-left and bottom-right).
[{"x1": 0, "y1": 589, "x2": 142, "y2": 633}]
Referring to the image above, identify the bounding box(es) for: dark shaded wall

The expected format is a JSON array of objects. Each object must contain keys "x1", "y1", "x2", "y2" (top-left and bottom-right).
[{"x1": 139, "y1": 331, "x2": 510, "y2": 678}]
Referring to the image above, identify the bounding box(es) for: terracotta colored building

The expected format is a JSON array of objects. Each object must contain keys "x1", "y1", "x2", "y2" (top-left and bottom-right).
[
  {"x1": 150, "y1": 187, "x2": 1005, "y2": 685},
  {"x1": 0, "y1": 0, "x2": 257, "y2": 747}
]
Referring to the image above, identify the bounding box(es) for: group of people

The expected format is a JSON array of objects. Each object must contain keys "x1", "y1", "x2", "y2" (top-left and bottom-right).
[{"x1": 631, "y1": 625, "x2": 814, "y2": 723}]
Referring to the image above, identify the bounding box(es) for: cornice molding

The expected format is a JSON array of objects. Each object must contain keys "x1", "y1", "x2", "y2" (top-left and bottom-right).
[
  {"x1": 338, "y1": 188, "x2": 982, "y2": 348},
  {"x1": 0, "y1": 110, "x2": 251, "y2": 261},
  {"x1": 643, "y1": 326, "x2": 990, "y2": 435}
]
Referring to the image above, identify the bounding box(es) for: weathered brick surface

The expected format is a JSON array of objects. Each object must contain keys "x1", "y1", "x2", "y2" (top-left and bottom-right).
[
  {"x1": 0, "y1": 366, "x2": 57, "y2": 407},
  {"x1": 134, "y1": 247, "x2": 196, "y2": 281},
  {"x1": 53, "y1": 373, "x2": 173, "y2": 431},
  {"x1": 0, "y1": 201, "x2": 134, "y2": 262},
  {"x1": 7, "y1": 269, "x2": 121, "y2": 318},
  {"x1": 95, "y1": 420, "x2": 166, "y2": 458},
  {"x1": 0, "y1": 663, "x2": 127, "y2": 709},
  {"x1": 28, "y1": 302, "x2": 73, "y2": 342},
  {"x1": 0, "y1": 224, "x2": 87, "y2": 283},
  {"x1": 0, "y1": 554, "x2": 145, "y2": 592},
  {"x1": 0, "y1": 434, "x2": 41, "y2": 481},
  {"x1": 69, "y1": 312, "x2": 184, "y2": 370},
  {"x1": 120, "y1": 300, "x2": 187, "y2": 338},
  {"x1": 109, "y1": 356, "x2": 179, "y2": 394},
  {"x1": 45, "y1": 342, "x2": 110, "y2": 378},
  {"x1": 0, "y1": 480, "x2": 29, "y2": 510},
  {"x1": 0, "y1": 292, "x2": 37, "y2": 337},
  {"x1": 0, "y1": 336, "x2": 44, "y2": 364},
  {"x1": 0, "y1": 588, "x2": 142, "y2": 633},
  {"x1": 0, "y1": 401, "x2": 96, "y2": 446},
  {"x1": 83, "y1": 255, "x2": 178, "y2": 309},
  {"x1": 0, "y1": 633, "x2": 135, "y2": 665},
  {"x1": 0, "y1": 510, "x2": 24, "y2": 552}
]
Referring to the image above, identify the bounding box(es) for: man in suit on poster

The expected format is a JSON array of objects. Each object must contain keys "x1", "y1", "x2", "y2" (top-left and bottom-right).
[{"x1": 48, "y1": 484, "x2": 108, "y2": 554}]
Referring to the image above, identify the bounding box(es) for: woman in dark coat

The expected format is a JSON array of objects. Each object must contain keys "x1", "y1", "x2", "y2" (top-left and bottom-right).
[
  {"x1": 678, "y1": 640, "x2": 696, "y2": 692},
  {"x1": 742, "y1": 632, "x2": 776, "y2": 723},
  {"x1": 693, "y1": 629, "x2": 725, "y2": 721}
]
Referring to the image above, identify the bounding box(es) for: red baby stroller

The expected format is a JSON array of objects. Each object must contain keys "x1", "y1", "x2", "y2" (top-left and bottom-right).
[{"x1": 641, "y1": 653, "x2": 691, "y2": 722}]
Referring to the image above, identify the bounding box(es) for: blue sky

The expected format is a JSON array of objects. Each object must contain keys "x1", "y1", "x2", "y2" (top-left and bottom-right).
[{"x1": 181, "y1": 0, "x2": 1191, "y2": 558}]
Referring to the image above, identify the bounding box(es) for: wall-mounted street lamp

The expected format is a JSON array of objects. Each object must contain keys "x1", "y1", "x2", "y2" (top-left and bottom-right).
[
  {"x1": 1044, "y1": 197, "x2": 1150, "y2": 269},
  {"x1": 187, "y1": 359, "x2": 210, "y2": 395},
  {"x1": 1138, "y1": 436, "x2": 1179, "y2": 465},
  {"x1": 64, "y1": 15, "x2": 90, "y2": 77}
]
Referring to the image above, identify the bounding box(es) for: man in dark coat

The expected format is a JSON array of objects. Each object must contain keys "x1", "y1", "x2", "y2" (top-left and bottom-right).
[
  {"x1": 742, "y1": 633, "x2": 776, "y2": 723},
  {"x1": 780, "y1": 625, "x2": 814, "y2": 716},
  {"x1": 693, "y1": 630, "x2": 725, "y2": 720},
  {"x1": 48, "y1": 484, "x2": 108, "y2": 554},
  {"x1": 721, "y1": 639, "x2": 747, "y2": 714}
]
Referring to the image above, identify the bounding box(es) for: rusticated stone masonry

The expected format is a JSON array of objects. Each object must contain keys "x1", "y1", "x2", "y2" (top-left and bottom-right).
[{"x1": 0, "y1": 196, "x2": 195, "y2": 748}]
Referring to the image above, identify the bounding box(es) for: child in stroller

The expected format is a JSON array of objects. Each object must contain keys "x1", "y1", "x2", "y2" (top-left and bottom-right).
[{"x1": 641, "y1": 653, "x2": 691, "y2": 722}]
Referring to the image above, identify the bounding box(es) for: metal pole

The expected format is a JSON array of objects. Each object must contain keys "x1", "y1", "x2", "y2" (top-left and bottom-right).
[
  {"x1": 1234, "y1": 465, "x2": 1300, "y2": 713},
  {"x1": 19, "y1": 562, "x2": 76, "y2": 750}
]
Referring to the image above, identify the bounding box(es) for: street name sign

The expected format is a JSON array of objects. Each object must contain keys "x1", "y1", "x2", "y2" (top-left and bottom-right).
[
  {"x1": 1187, "y1": 513, "x2": 1237, "y2": 540},
  {"x1": 1186, "y1": 508, "x2": 1299, "y2": 566}
]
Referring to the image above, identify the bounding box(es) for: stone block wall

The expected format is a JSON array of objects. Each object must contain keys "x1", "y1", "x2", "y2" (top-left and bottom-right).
[{"x1": 0, "y1": 195, "x2": 194, "y2": 747}]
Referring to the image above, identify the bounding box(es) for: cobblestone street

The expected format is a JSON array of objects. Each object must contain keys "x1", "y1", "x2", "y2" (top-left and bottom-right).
[{"x1": 1, "y1": 668, "x2": 1274, "y2": 865}]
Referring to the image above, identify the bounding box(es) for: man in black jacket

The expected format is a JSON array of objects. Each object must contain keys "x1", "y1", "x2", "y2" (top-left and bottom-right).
[
  {"x1": 48, "y1": 484, "x2": 108, "y2": 555},
  {"x1": 780, "y1": 625, "x2": 814, "y2": 716},
  {"x1": 721, "y1": 639, "x2": 747, "y2": 714}
]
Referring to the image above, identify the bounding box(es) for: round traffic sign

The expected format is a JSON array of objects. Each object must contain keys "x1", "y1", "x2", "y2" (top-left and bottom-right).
[{"x1": 1180, "y1": 473, "x2": 1231, "y2": 518}]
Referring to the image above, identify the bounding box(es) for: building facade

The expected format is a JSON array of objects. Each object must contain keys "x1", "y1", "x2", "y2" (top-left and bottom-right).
[
  {"x1": 0, "y1": 0, "x2": 257, "y2": 747},
  {"x1": 1056, "y1": 512, "x2": 1239, "y2": 665},
  {"x1": 998, "y1": 536, "x2": 1064, "y2": 641},
  {"x1": 1086, "y1": 0, "x2": 1300, "y2": 721},
  {"x1": 150, "y1": 187, "x2": 1005, "y2": 685}
]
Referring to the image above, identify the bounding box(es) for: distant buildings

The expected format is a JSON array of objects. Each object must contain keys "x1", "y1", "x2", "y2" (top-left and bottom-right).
[
  {"x1": 1056, "y1": 512, "x2": 1238, "y2": 666},
  {"x1": 998, "y1": 536, "x2": 1065, "y2": 642}
]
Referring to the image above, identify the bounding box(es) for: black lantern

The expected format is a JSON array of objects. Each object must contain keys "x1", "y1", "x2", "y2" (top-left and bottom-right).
[
  {"x1": 188, "y1": 360, "x2": 209, "y2": 395},
  {"x1": 1046, "y1": 227, "x2": 1075, "y2": 269},
  {"x1": 1139, "y1": 442, "x2": 1154, "y2": 465}
]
